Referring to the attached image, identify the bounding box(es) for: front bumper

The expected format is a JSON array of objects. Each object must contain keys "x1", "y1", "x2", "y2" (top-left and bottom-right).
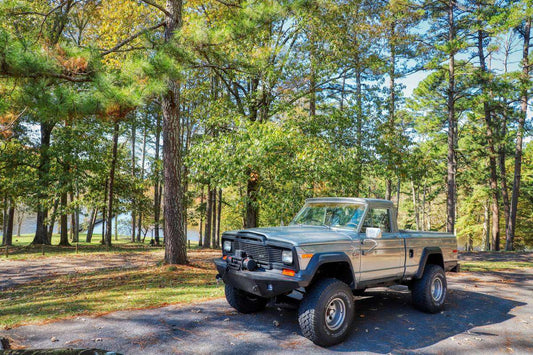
[{"x1": 214, "y1": 258, "x2": 305, "y2": 298}]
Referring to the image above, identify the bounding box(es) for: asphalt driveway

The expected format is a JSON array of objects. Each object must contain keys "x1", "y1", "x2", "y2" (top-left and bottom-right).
[{"x1": 2, "y1": 268, "x2": 532, "y2": 354}]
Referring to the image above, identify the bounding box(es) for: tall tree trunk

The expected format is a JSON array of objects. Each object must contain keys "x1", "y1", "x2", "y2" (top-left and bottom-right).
[
  {"x1": 411, "y1": 181, "x2": 420, "y2": 230},
  {"x1": 477, "y1": 28, "x2": 500, "y2": 251},
  {"x1": 137, "y1": 125, "x2": 147, "y2": 242},
  {"x1": 131, "y1": 122, "x2": 136, "y2": 243},
  {"x1": 483, "y1": 199, "x2": 490, "y2": 251},
  {"x1": 211, "y1": 188, "x2": 217, "y2": 248},
  {"x1": 355, "y1": 68, "x2": 363, "y2": 195},
  {"x1": 396, "y1": 178, "x2": 401, "y2": 211},
  {"x1": 105, "y1": 121, "x2": 119, "y2": 247},
  {"x1": 154, "y1": 113, "x2": 162, "y2": 246},
  {"x1": 2, "y1": 194, "x2": 7, "y2": 237},
  {"x1": 101, "y1": 178, "x2": 108, "y2": 244},
  {"x1": 47, "y1": 197, "x2": 60, "y2": 243},
  {"x1": 204, "y1": 186, "x2": 212, "y2": 248},
  {"x1": 32, "y1": 123, "x2": 54, "y2": 245},
  {"x1": 58, "y1": 192, "x2": 70, "y2": 246},
  {"x1": 162, "y1": 0, "x2": 186, "y2": 264},
  {"x1": 385, "y1": 179, "x2": 392, "y2": 201},
  {"x1": 70, "y1": 191, "x2": 78, "y2": 242},
  {"x1": 446, "y1": 0, "x2": 457, "y2": 234},
  {"x1": 245, "y1": 170, "x2": 259, "y2": 228},
  {"x1": 216, "y1": 188, "x2": 222, "y2": 249},
  {"x1": 2, "y1": 200, "x2": 14, "y2": 246},
  {"x1": 508, "y1": 17, "x2": 531, "y2": 251},
  {"x1": 86, "y1": 208, "x2": 97, "y2": 243},
  {"x1": 198, "y1": 186, "x2": 204, "y2": 247}
]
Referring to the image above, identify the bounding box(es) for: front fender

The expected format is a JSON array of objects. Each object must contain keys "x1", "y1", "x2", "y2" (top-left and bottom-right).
[{"x1": 299, "y1": 252, "x2": 355, "y2": 288}]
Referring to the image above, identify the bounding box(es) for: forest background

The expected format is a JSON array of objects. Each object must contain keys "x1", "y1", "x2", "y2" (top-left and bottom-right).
[{"x1": 0, "y1": 0, "x2": 531, "y2": 265}]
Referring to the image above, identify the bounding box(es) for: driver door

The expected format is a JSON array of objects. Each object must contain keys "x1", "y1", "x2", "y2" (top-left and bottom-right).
[{"x1": 358, "y1": 208, "x2": 404, "y2": 282}]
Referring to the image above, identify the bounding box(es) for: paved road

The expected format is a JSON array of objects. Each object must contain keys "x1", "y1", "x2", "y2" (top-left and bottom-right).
[{"x1": 2, "y1": 268, "x2": 532, "y2": 354}]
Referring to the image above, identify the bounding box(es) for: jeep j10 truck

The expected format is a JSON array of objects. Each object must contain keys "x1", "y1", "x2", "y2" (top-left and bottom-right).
[{"x1": 214, "y1": 197, "x2": 459, "y2": 346}]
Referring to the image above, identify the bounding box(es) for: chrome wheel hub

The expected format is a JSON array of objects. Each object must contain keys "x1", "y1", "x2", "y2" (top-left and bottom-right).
[
  {"x1": 325, "y1": 297, "x2": 346, "y2": 331},
  {"x1": 431, "y1": 277, "x2": 444, "y2": 302}
]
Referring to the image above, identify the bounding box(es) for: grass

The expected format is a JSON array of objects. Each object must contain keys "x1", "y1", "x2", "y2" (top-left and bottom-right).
[
  {"x1": 0, "y1": 260, "x2": 223, "y2": 329},
  {"x1": 2, "y1": 234, "x2": 201, "y2": 260},
  {"x1": 460, "y1": 260, "x2": 533, "y2": 272}
]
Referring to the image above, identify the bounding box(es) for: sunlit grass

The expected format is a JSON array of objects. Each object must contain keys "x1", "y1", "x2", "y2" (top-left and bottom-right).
[
  {"x1": 1, "y1": 234, "x2": 202, "y2": 260},
  {"x1": 0, "y1": 261, "x2": 223, "y2": 328},
  {"x1": 461, "y1": 260, "x2": 533, "y2": 272}
]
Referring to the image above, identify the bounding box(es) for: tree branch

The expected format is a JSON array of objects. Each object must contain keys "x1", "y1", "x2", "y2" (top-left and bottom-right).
[
  {"x1": 101, "y1": 21, "x2": 165, "y2": 56},
  {"x1": 138, "y1": 0, "x2": 174, "y2": 19}
]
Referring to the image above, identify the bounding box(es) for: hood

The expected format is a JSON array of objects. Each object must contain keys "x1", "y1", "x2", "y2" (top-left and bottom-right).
[{"x1": 226, "y1": 225, "x2": 354, "y2": 246}]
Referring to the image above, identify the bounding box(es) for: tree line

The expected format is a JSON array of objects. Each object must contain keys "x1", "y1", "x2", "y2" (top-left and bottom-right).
[{"x1": 0, "y1": 0, "x2": 531, "y2": 264}]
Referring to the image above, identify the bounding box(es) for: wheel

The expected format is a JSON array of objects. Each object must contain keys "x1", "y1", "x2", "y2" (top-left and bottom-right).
[
  {"x1": 411, "y1": 264, "x2": 447, "y2": 313},
  {"x1": 224, "y1": 283, "x2": 268, "y2": 314},
  {"x1": 298, "y1": 278, "x2": 355, "y2": 347}
]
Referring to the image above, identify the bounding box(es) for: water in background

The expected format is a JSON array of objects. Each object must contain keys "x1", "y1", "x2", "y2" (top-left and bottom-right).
[{"x1": 2, "y1": 212, "x2": 200, "y2": 241}]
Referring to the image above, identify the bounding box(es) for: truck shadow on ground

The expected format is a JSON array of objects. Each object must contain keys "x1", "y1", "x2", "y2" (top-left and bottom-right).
[
  {"x1": 117, "y1": 286, "x2": 525, "y2": 354},
  {"x1": 2, "y1": 284, "x2": 525, "y2": 354}
]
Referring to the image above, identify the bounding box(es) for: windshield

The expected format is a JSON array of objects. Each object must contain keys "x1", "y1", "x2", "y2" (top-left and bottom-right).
[{"x1": 290, "y1": 203, "x2": 365, "y2": 229}]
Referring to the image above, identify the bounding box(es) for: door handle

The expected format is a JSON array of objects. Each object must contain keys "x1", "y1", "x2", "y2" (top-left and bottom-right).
[{"x1": 361, "y1": 239, "x2": 378, "y2": 255}]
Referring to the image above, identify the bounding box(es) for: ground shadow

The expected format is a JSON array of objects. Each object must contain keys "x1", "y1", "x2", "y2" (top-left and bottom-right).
[{"x1": 60, "y1": 286, "x2": 525, "y2": 354}]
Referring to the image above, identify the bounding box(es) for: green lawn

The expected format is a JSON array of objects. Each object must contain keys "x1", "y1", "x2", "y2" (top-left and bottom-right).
[
  {"x1": 460, "y1": 260, "x2": 533, "y2": 272},
  {"x1": 2, "y1": 233, "x2": 200, "y2": 260},
  {"x1": 0, "y1": 261, "x2": 223, "y2": 328}
]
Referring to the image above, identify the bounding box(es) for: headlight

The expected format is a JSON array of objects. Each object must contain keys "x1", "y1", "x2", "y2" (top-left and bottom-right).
[
  {"x1": 282, "y1": 250, "x2": 293, "y2": 265},
  {"x1": 223, "y1": 240, "x2": 232, "y2": 252}
]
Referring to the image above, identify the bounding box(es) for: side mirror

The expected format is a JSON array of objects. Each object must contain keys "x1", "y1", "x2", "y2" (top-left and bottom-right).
[{"x1": 366, "y1": 227, "x2": 382, "y2": 239}]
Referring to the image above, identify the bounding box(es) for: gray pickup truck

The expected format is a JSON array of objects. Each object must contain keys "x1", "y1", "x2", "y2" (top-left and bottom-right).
[{"x1": 214, "y1": 197, "x2": 459, "y2": 346}]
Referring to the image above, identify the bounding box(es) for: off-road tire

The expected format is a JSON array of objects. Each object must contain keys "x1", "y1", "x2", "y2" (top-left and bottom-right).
[
  {"x1": 225, "y1": 283, "x2": 268, "y2": 314},
  {"x1": 411, "y1": 264, "x2": 447, "y2": 313},
  {"x1": 298, "y1": 278, "x2": 355, "y2": 347}
]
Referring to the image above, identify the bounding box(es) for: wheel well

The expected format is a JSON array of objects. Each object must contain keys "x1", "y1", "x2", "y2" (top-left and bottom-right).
[
  {"x1": 426, "y1": 253, "x2": 444, "y2": 269},
  {"x1": 311, "y1": 262, "x2": 354, "y2": 288}
]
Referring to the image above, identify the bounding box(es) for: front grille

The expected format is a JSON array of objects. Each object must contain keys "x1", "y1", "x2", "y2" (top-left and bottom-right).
[{"x1": 234, "y1": 239, "x2": 283, "y2": 265}]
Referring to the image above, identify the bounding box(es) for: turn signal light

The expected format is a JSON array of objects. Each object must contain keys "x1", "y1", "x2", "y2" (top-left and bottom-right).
[
  {"x1": 452, "y1": 250, "x2": 458, "y2": 253},
  {"x1": 282, "y1": 269, "x2": 295, "y2": 277},
  {"x1": 222, "y1": 255, "x2": 227, "y2": 260},
  {"x1": 301, "y1": 253, "x2": 313, "y2": 259}
]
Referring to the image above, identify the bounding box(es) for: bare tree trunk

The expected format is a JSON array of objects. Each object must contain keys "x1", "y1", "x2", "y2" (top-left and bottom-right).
[
  {"x1": 477, "y1": 28, "x2": 500, "y2": 250},
  {"x1": 2, "y1": 200, "x2": 14, "y2": 246},
  {"x1": 483, "y1": 199, "x2": 490, "y2": 251},
  {"x1": 137, "y1": 124, "x2": 147, "y2": 242},
  {"x1": 198, "y1": 186, "x2": 204, "y2": 248},
  {"x1": 446, "y1": 0, "x2": 457, "y2": 234},
  {"x1": 32, "y1": 123, "x2": 54, "y2": 245},
  {"x1": 154, "y1": 112, "x2": 162, "y2": 246},
  {"x1": 47, "y1": 197, "x2": 60, "y2": 243},
  {"x1": 162, "y1": 0, "x2": 186, "y2": 265},
  {"x1": 245, "y1": 171, "x2": 259, "y2": 228},
  {"x1": 105, "y1": 121, "x2": 119, "y2": 248},
  {"x1": 216, "y1": 189, "x2": 222, "y2": 248},
  {"x1": 131, "y1": 122, "x2": 136, "y2": 243},
  {"x1": 58, "y1": 192, "x2": 70, "y2": 246},
  {"x1": 86, "y1": 208, "x2": 97, "y2": 243},
  {"x1": 396, "y1": 178, "x2": 401, "y2": 211},
  {"x1": 204, "y1": 186, "x2": 212, "y2": 248},
  {"x1": 411, "y1": 181, "x2": 420, "y2": 230},
  {"x1": 101, "y1": 178, "x2": 108, "y2": 245},
  {"x1": 385, "y1": 179, "x2": 392, "y2": 201},
  {"x1": 355, "y1": 69, "x2": 363, "y2": 196},
  {"x1": 211, "y1": 188, "x2": 217, "y2": 249},
  {"x1": 508, "y1": 17, "x2": 531, "y2": 251}
]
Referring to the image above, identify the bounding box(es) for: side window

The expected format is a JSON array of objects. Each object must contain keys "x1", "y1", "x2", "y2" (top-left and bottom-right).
[{"x1": 361, "y1": 208, "x2": 391, "y2": 233}]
